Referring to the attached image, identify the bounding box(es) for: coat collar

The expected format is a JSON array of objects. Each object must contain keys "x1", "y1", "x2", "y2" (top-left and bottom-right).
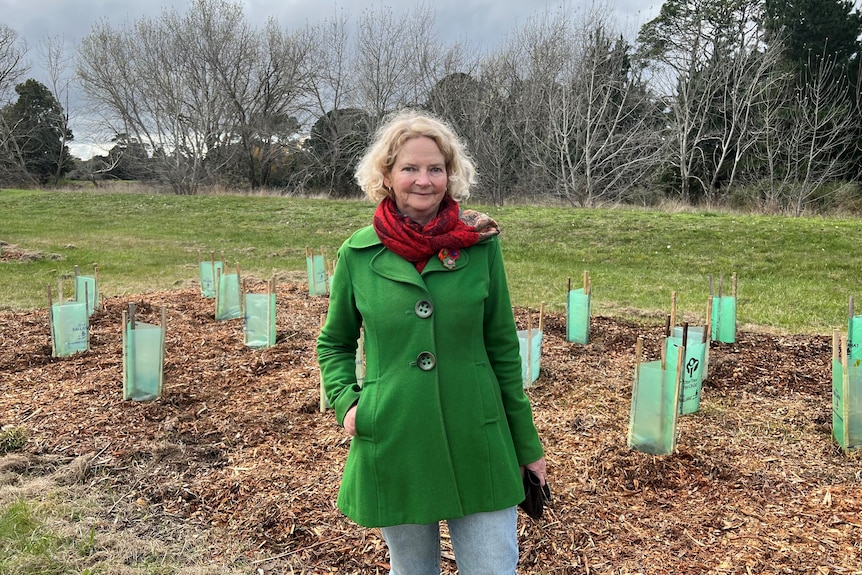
[{"x1": 346, "y1": 226, "x2": 471, "y2": 286}]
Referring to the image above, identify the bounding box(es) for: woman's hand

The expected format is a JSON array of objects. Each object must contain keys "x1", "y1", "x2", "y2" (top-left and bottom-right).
[
  {"x1": 522, "y1": 457, "x2": 547, "y2": 486},
  {"x1": 343, "y1": 404, "x2": 358, "y2": 436}
]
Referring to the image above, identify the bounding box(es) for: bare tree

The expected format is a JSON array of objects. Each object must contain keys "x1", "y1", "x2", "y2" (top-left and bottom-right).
[
  {"x1": 638, "y1": 0, "x2": 775, "y2": 204},
  {"x1": 39, "y1": 35, "x2": 76, "y2": 185},
  {"x1": 0, "y1": 25, "x2": 30, "y2": 185},
  {"x1": 354, "y1": 4, "x2": 448, "y2": 127},
  {"x1": 78, "y1": 0, "x2": 252, "y2": 193},
  {"x1": 493, "y1": 5, "x2": 662, "y2": 206},
  {"x1": 756, "y1": 54, "x2": 857, "y2": 215}
]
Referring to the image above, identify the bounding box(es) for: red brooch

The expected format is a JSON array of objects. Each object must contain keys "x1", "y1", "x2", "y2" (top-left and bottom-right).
[{"x1": 438, "y1": 248, "x2": 459, "y2": 270}]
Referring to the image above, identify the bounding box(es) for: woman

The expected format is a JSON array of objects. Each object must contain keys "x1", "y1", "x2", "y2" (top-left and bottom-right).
[{"x1": 317, "y1": 109, "x2": 546, "y2": 575}]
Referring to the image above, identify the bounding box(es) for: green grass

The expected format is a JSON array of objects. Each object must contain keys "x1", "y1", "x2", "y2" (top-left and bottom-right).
[{"x1": 2, "y1": 188, "x2": 860, "y2": 334}]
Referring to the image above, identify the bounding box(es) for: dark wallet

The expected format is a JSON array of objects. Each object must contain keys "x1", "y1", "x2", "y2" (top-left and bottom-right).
[{"x1": 518, "y1": 469, "x2": 551, "y2": 520}]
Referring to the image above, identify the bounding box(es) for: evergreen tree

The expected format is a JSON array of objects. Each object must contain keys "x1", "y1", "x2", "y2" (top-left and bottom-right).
[{"x1": 1, "y1": 79, "x2": 73, "y2": 184}]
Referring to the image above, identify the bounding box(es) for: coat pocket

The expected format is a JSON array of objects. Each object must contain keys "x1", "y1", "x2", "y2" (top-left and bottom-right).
[
  {"x1": 353, "y1": 379, "x2": 377, "y2": 440},
  {"x1": 472, "y1": 362, "x2": 502, "y2": 425}
]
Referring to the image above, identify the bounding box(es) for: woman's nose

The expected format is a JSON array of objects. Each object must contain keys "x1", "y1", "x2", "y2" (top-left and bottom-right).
[{"x1": 415, "y1": 170, "x2": 431, "y2": 185}]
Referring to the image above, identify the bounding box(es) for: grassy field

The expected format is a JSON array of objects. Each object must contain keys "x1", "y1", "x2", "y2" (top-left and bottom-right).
[{"x1": 1, "y1": 187, "x2": 860, "y2": 334}]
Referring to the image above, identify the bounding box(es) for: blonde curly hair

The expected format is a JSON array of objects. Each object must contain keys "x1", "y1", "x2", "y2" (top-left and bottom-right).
[{"x1": 354, "y1": 109, "x2": 476, "y2": 203}]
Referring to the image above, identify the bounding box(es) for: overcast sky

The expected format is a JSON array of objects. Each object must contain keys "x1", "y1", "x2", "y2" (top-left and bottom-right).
[
  {"x1": 2, "y1": 0, "x2": 659, "y2": 49},
  {"x1": 1, "y1": 0, "x2": 660, "y2": 157}
]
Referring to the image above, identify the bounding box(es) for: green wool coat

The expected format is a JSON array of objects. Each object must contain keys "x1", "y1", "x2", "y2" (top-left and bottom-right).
[{"x1": 316, "y1": 225, "x2": 544, "y2": 528}]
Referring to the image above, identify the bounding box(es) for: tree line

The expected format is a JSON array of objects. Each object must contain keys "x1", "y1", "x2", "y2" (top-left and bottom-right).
[{"x1": 1, "y1": 0, "x2": 861, "y2": 214}]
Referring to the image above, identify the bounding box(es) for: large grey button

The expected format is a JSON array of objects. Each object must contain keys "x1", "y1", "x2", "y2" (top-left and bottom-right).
[
  {"x1": 415, "y1": 300, "x2": 433, "y2": 318},
  {"x1": 413, "y1": 352, "x2": 436, "y2": 371}
]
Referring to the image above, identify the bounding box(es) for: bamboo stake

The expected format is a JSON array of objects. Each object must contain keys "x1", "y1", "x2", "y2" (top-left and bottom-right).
[
  {"x1": 670, "y1": 291, "x2": 678, "y2": 330},
  {"x1": 525, "y1": 312, "x2": 533, "y2": 387},
  {"x1": 833, "y1": 329, "x2": 841, "y2": 363},
  {"x1": 84, "y1": 281, "x2": 91, "y2": 333},
  {"x1": 47, "y1": 285, "x2": 57, "y2": 357},
  {"x1": 319, "y1": 313, "x2": 328, "y2": 412},
  {"x1": 127, "y1": 303, "x2": 136, "y2": 399},
  {"x1": 671, "y1": 343, "x2": 684, "y2": 450},
  {"x1": 122, "y1": 308, "x2": 128, "y2": 393},
  {"x1": 661, "y1": 316, "x2": 669, "y2": 371},
  {"x1": 704, "y1": 296, "x2": 713, "y2": 343},
  {"x1": 841, "y1": 334, "x2": 850, "y2": 452},
  {"x1": 159, "y1": 304, "x2": 167, "y2": 396},
  {"x1": 214, "y1": 267, "x2": 222, "y2": 317}
]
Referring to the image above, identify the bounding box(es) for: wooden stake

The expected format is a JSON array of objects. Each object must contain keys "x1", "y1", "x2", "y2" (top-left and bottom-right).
[
  {"x1": 661, "y1": 332, "x2": 667, "y2": 370},
  {"x1": 705, "y1": 296, "x2": 713, "y2": 343},
  {"x1": 525, "y1": 312, "x2": 533, "y2": 387},
  {"x1": 732, "y1": 272, "x2": 738, "y2": 298},
  {"x1": 47, "y1": 285, "x2": 57, "y2": 357},
  {"x1": 670, "y1": 291, "x2": 678, "y2": 330},
  {"x1": 671, "y1": 343, "x2": 684, "y2": 449},
  {"x1": 841, "y1": 334, "x2": 850, "y2": 452},
  {"x1": 833, "y1": 330, "x2": 841, "y2": 362},
  {"x1": 635, "y1": 336, "x2": 643, "y2": 382},
  {"x1": 539, "y1": 302, "x2": 545, "y2": 332},
  {"x1": 319, "y1": 313, "x2": 328, "y2": 412}
]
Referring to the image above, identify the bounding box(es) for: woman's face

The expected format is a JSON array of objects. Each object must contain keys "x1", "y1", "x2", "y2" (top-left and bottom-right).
[{"x1": 384, "y1": 136, "x2": 449, "y2": 226}]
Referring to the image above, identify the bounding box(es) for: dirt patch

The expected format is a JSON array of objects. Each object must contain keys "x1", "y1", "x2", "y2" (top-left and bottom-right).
[
  {"x1": 0, "y1": 240, "x2": 64, "y2": 263},
  {"x1": 1, "y1": 284, "x2": 860, "y2": 574}
]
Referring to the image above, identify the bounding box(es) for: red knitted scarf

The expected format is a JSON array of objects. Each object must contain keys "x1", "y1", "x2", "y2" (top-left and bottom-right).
[{"x1": 373, "y1": 195, "x2": 500, "y2": 272}]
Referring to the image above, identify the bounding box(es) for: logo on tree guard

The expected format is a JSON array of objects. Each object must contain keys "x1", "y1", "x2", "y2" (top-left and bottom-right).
[{"x1": 686, "y1": 357, "x2": 700, "y2": 378}]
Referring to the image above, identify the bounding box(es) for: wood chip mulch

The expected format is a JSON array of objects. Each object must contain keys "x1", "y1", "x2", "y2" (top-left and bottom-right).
[{"x1": 1, "y1": 283, "x2": 860, "y2": 574}]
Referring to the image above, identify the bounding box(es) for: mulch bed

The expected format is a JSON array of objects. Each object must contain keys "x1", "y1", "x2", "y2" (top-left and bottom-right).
[{"x1": 1, "y1": 283, "x2": 860, "y2": 574}]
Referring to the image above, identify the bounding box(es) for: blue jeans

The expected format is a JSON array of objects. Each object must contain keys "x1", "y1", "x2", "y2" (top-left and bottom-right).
[{"x1": 380, "y1": 506, "x2": 518, "y2": 575}]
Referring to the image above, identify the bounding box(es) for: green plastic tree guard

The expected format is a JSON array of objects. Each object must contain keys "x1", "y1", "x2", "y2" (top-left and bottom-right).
[
  {"x1": 244, "y1": 287, "x2": 276, "y2": 349},
  {"x1": 566, "y1": 273, "x2": 591, "y2": 344},
  {"x1": 518, "y1": 328, "x2": 543, "y2": 388},
  {"x1": 306, "y1": 247, "x2": 328, "y2": 296},
  {"x1": 49, "y1": 301, "x2": 89, "y2": 357},
  {"x1": 123, "y1": 303, "x2": 166, "y2": 401},
  {"x1": 670, "y1": 326, "x2": 707, "y2": 414},
  {"x1": 628, "y1": 338, "x2": 682, "y2": 455},
  {"x1": 215, "y1": 265, "x2": 242, "y2": 321},
  {"x1": 833, "y1": 307, "x2": 862, "y2": 453},
  {"x1": 199, "y1": 252, "x2": 225, "y2": 299},
  {"x1": 710, "y1": 273, "x2": 737, "y2": 343},
  {"x1": 518, "y1": 307, "x2": 544, "y2": 388},
  {"x1": 47, "y1": 282, "x2": 89, "y2": 357},
  {"x1": 74, "y1": 264, "x2": 98, "y2": 316}
]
